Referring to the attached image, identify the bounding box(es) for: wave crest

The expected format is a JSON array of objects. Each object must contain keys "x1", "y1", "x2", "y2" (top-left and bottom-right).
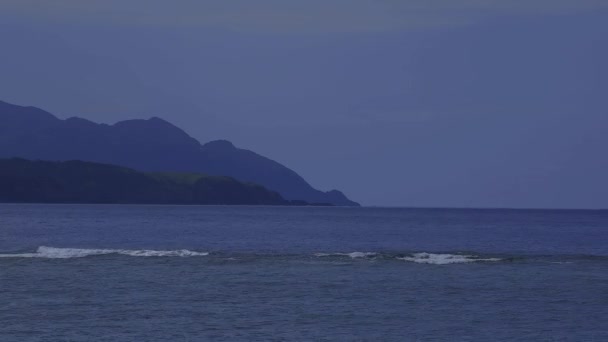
[
  {"x1": 0, "y1": 246, "x2": 209, "y2": 259},
  {"x1": 397, "y1": 252, "x2": 501, "y2": 265},
  {"x1": 314, "y1": 252, "x2": 378, "y2": 259}
]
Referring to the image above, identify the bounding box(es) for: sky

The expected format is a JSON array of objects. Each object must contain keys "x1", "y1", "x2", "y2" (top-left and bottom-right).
[{"x1": 0, "y1": 1, "x2": 607, "y2": 208}]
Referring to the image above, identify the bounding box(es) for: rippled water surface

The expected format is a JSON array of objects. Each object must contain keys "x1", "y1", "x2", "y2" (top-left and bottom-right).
[{"x1": 1, "y1": 204, "x2": 607, "y2": 341}]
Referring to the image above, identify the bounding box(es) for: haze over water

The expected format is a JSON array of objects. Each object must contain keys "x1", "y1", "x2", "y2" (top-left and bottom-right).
[{"x1": 2, "y1": 1, "x2": 607, "y2": 208}]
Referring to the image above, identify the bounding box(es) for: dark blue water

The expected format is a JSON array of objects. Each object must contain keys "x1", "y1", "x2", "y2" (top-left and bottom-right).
[{"x1": 1, "y1": 204, "x2": 607, "y2": 341}]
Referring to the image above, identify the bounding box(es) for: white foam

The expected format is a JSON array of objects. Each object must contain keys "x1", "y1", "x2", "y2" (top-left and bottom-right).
[
  {"x1": 397, "y1": 252, "x2": 501, "y2": 265},
  {"x1": 0, "y1": 246, "x2": 209, "y2": 259},
  {"x1": 314, "y1": 252, "x2": 378, "y2": 259}
]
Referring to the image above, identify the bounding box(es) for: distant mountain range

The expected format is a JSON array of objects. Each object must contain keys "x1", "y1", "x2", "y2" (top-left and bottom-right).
[
  {"x1": 0, "y1": 158, "x2": 292, "y2": 205},
  {"x1": 0, "y1": 100, "x2": 359, "y2": 206}
]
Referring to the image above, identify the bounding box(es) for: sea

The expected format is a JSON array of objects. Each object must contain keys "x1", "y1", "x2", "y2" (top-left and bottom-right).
[{"x1": 1, "y1": 204, "x2": 607, "y2": 341}]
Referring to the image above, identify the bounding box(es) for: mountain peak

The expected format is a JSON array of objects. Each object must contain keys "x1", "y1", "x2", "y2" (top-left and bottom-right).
[
  {"x1": 148, "y1": 116, "x2": 170, "y2": 123},
  {"x1": 110, "y1": 116, "x2": 200, "y2": 148},
  {"x1": 0, "y1": 100, "x2": 59, "y2": 122}
]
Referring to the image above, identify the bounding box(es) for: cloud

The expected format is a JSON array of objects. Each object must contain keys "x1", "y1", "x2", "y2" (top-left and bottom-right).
[{"x1": 2, "y1": 0, "x2": 607, "y2": 33}]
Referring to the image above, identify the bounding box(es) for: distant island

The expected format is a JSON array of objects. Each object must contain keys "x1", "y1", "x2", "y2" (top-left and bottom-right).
[
  {"x1": 0, "y1": 158, "x2": 333, "y2": 206},
  {"x1": 0, "y1": 100, "x2": 359, "y2": 206}
]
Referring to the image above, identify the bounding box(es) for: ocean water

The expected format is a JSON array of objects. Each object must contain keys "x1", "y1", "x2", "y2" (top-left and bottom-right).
[{"x1": 1, "y1": 204, "x2": 607, "y2": 341}]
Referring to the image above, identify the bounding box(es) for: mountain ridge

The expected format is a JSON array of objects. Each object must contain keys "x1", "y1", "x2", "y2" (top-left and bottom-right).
[
  {"x1": 0, "y1": 100, "x2": 359, "y2": 206},
  {"x1": 0, "y1": 158, "x2": 292, "y2": 205}
]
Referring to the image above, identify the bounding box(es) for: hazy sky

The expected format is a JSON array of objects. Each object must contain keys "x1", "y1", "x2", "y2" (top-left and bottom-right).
[{"x1": 1, "y1": 1, "x2": 607, "y2": 208}]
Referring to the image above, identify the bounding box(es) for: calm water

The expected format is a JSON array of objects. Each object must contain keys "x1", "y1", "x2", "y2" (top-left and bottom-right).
[{"x1": 1, "y1": 204, "x2": 607, "y2": 341}]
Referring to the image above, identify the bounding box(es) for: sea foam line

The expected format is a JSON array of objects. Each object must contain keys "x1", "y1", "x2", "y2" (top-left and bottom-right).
[
  {"x1": 0, "y1": 246, "x2": 209, "y2": 259},
  {"x1": 314, "y1": 252, "x2": 378, "y2": 259},
  {"x1": 397, "y1": 252, "x2": 501, "y2": 265}
]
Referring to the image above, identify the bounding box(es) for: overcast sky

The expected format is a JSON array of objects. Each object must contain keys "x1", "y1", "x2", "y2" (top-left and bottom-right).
[{"x1": 1, "y1": 1, "x2": 607, "y2": 208}]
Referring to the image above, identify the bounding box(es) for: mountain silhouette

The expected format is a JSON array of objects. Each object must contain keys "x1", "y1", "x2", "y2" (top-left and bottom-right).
[
  {"x1": 0, "y1": 158, "x2": 291, "y2": 205},
  {"x1": 0, "y1": 100, "x2": 359, "y2": 206}
]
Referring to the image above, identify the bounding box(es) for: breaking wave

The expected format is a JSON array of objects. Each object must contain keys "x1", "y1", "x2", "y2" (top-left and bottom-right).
[
  {"x1": 0, "y1": 246, "x2": 209, "y2": 259},
  {"x1": 314, "y1": 252, "x2": 378, "y2": 259},
  {"x1": 1, "y1": 248, "x2": 603, "y2": 264},
  {"x1": 313, "y1": 251, "x2": 502, "y2": 264},
  {"x1": 397, "y1": 253, "x2": 502, "y2": 265}
]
